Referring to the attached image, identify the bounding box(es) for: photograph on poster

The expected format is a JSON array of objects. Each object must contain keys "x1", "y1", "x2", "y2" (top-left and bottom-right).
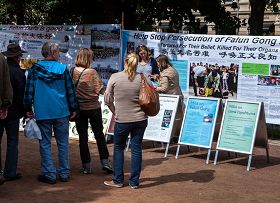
[
  {"x1": 161, "y1": 110, "x2": 173, "y2": 128},
  {"x1": 189, "y1": 61, "x2": 238, "y2": 99},
  {"x1": 270, "y1": 64, "x2": 280, "y2": 75},
  {"x1": 127, "y1": 41, "x2": 135, "y2": 54},
  {"x1": 91, "y1": 28, "x2": 120, "y2": 41},
  {"x1": 257, "y1": 76, "x2": 280, "y2": 86},
  {"x1": 203, "y1": 113, "x2": 213, "y2": 123}
]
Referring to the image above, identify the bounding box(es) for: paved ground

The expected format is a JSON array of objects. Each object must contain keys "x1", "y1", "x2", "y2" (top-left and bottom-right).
[{"x1": 0, "y1": 133, "x2": 280, "y2": 202}]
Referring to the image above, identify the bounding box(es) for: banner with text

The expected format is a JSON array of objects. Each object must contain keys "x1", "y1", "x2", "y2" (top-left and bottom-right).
[
  {"x1": 0, "y1": 24, "x2": 121, "y2": 85},
  {"x1": 122, "y1": 30, "x2": 280, "y2": 124}
]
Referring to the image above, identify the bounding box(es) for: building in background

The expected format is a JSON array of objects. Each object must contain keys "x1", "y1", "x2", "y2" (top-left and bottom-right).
[{"x1": 157, "y1": 0, "x2": 279, "y2": 36}]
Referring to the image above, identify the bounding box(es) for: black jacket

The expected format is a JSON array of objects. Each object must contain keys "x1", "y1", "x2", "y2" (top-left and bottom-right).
[{"x1": 6, "y1": 60, "x2": 26, "y2": 120}]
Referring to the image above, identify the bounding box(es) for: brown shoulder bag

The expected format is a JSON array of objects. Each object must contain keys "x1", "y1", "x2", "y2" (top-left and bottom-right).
[{"x1": 139, "y1": 73, "x2": 160, "y2": 116}]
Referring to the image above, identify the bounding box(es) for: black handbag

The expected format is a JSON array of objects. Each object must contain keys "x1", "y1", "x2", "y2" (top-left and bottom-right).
[{"x1": 69, "y1": 67, "x2": 86, "y2": 122}]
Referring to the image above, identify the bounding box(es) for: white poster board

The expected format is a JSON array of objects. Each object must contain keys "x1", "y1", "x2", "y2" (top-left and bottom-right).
[
  {"x1": 69, "y1": 95, "x2": 112, "y2": 142},
  {"x1": 143, "y1": 94, "x2": 180, "y2": 143}
]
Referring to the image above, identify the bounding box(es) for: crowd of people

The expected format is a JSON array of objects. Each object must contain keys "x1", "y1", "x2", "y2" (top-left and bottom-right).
[
  {"x1": 0, "y1": 43, "x2": 183, "y2": 189},
  {"x1": 190, "y1": 62, "x2": 238, "y2": 98}
]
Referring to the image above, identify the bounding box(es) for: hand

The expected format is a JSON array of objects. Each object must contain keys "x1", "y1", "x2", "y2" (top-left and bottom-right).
[
  {"x1": 69, "y1": 112, "x2": 77, "y2": 121},
  {"x1": 26, "y1": 111, "x2": 35, "y2": 118},
  {"x1": 0, "y1": 108, "x2": 8, "y2": 119}
]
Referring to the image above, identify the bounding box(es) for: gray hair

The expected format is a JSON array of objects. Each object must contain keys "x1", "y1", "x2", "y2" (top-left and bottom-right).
[{"x1": 41, "y1": 42, "x2": 59, "y2": 58}]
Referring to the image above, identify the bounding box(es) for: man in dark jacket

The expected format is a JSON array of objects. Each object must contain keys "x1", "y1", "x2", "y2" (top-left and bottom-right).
[
  {"x1": 0, "y1": 44, "x2": 26, "y2": 182},
  {"x1": 0, "y1": 52, "x2": 13, "y2": 185}
]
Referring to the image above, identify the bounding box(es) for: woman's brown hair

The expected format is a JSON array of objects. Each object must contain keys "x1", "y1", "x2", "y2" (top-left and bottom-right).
[
  {"x1": 156, "y1": 54, "x2": 172, "y2": 71},
  {"x1": 75, "y1": 48, "x2": 94, "y2": 69}
]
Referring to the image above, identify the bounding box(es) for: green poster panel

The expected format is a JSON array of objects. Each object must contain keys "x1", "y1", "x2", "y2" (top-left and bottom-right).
[
  {"x1": 216, "y1": 100, "x2": 261, "y2": 154},
  {"x1": 242, "y1": 63, "x2": 269, "y2": 75}
]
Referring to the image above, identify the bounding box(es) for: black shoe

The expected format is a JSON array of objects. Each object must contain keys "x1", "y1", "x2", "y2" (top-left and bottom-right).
[
  {"x1": 0, "y1": 174, "x2": 4, "y2": 185},
  {"x1": 59, "y1": 176, "x2": 70, "y2": 182},
  {"x1": 4, "y1": 173, "x2": 22, "y2": 181},
  {"x1": 101, "y1": 159, "x2": 113, "y2": 174},
  {"x1": 37, "y1": 175, "x2": 56, "y2": 184}
]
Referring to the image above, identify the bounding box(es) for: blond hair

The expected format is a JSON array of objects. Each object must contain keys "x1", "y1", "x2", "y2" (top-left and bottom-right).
[
  {"x1": 75, "y1": 48, "x2": 94, "y2": 69},
  {"x1": 124, "y1": 53, "x2": 139, "y2": 81}
]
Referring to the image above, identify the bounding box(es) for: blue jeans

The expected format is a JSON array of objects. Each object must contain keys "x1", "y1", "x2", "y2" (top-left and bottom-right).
[
  {"x1": 0, "y1": 119, "x2": 20, "y2": 177},
  {"x1": 113, "y1": 119, "x2": 147, "y2": 186},
  {"x1": 37, "y1": 117, "x2": 70, "y2": 180}
]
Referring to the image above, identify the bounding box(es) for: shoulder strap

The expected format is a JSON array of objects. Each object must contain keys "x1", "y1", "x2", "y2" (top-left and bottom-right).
[{"x1": 73, "y1": 68, "x2": 87, "y2": 88}]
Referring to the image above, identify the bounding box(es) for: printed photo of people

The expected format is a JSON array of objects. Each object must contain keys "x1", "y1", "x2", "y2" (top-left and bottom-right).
[
  {"x1": 270, "y1": 64, "x2": 280, "y2": 76},
  {"x1": 127, "y1": 41, "x2": 135, "y2": 54},
  {"x1": 189, "y1": 61, "x2": 238, "y2": 99},
  {"x1": 161, "y1": 110, "x2": 173, "y2": 128},
  {"x1": 258, "y1": 75, "x2": 280, "y2": 86}
]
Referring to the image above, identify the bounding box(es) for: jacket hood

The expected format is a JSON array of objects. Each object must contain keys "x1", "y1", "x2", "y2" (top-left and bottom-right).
[{"x1": 31, "y1": 60, "x2": 67, "y2": 82}]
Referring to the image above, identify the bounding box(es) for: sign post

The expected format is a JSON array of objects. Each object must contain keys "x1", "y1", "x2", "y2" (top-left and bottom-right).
[
  {"x1": 176, "y1": 97, "x2": 220, "y2": 164},
  {"x1": 126, "y1": 94, "x2": 180, "y2": 157},
  {"x1": 214, "y1": 100, "x2": 268, "y2": 171}
]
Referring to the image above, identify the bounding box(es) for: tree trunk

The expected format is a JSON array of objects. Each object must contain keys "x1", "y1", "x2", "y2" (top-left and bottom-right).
[{"x1": 249, "y1": 0, "x2": 266, "y2": 35}]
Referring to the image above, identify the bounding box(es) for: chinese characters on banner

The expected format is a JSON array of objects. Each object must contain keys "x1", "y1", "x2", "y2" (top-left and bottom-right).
[{"x1": 122, "y1": 30, "x2": 280, "y2": 124}]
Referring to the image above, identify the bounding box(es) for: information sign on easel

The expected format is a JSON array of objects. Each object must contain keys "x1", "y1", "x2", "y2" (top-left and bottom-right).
[
  {"x1": 214, "y1": 100, "x2": 269, "y2": 171},
  {"x1": 126, "y1": 94, "x2": 180, "y2": 157},
  {"x1": 175, "y1": 97, "x2": 220, "y2": 164}
]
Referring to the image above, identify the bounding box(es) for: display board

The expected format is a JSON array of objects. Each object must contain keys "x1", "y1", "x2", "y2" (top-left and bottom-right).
[
  {"x1": 213, "y1": 100, "x2": 268, "y2": 171},
  {"x1": 69, "y1": 95, "x2": 112, "y2": 142},
  {"x1": 0, "y1": 24, "x2": 121, "y2": 85},
  {"x1": 0, "y1": 31, "x2": 15, "y2": 52},
  {"x1": 122, "y1": 30, "x2": 280, "y2": 124},
  {"x1": 216, "y1": 100, "x2": 260, "y2": 154},
  {"x1": 126, "y1": 94, "x2": 180, "y2": 157},
  {"x1": 143, "y1": 94, "x2": 180, "y2": 143},
  {"x1": 176, "y1": 97, "x2": 220, "y2": 163}
]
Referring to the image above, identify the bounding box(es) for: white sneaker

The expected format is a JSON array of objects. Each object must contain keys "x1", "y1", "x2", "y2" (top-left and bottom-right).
[
  {"x1": 129, "y1": 183, "x2": 139, "y2": 189},
  {"x1": 104, "y1": 180, "x2": 123, "y2": 188}
]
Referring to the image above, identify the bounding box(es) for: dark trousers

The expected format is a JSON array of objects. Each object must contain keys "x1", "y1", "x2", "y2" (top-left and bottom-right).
[
  {"x1": 0, "y1": 119, "x2": 20, "y2": 177},
  {"x1": 193, "y1": 76, "x2": 205, "y2": 96},
  {"x1": 75, "y1": 108, "x2": 109, "y2": 164}
]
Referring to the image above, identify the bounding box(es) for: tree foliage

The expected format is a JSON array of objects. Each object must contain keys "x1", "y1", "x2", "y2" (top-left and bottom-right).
[
  {"x1": 249, "y1": 0, "x2": 279, "y2": 35},
  {"x1": 0, "y1": 0, "x2": 279, "y2": 35},
  {"x1": 136, "y1": 0, "x2": 239, "y2": 34}
]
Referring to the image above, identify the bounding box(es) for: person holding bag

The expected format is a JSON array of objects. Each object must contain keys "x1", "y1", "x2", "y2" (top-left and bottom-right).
[
  {"x1": 24, "y1": 42, "x2": 77, "y2": 184},
  {"x1": 104, "y1": 53, "x2": 148, "y2": 189},
  {"x1": 71, "y1": 48, "x2": 113, "y2": 174}
]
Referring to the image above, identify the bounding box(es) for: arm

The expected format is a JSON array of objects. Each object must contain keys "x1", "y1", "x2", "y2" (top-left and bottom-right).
[
  {"x1": 151, "y1": 58, "x2": 160, "y2": 75},
  {"x1": 23, "y1": 68, "x2": 35, "y2": 117},
  {"x1": 0, "y1": 55, "x2": 13, "y2": 109},
  {"x1": 156, "y1": 76, "x2": 169, "y2": 93},
  {"x1": 92, "y1": 69, "x2": 104, "y2": 94},
  {"x1": 104, "y1": 76, "x2": 115, "y2": 115},
  {"x1": 64, "y1": 68, "x2": 78, "y2": 112}
]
